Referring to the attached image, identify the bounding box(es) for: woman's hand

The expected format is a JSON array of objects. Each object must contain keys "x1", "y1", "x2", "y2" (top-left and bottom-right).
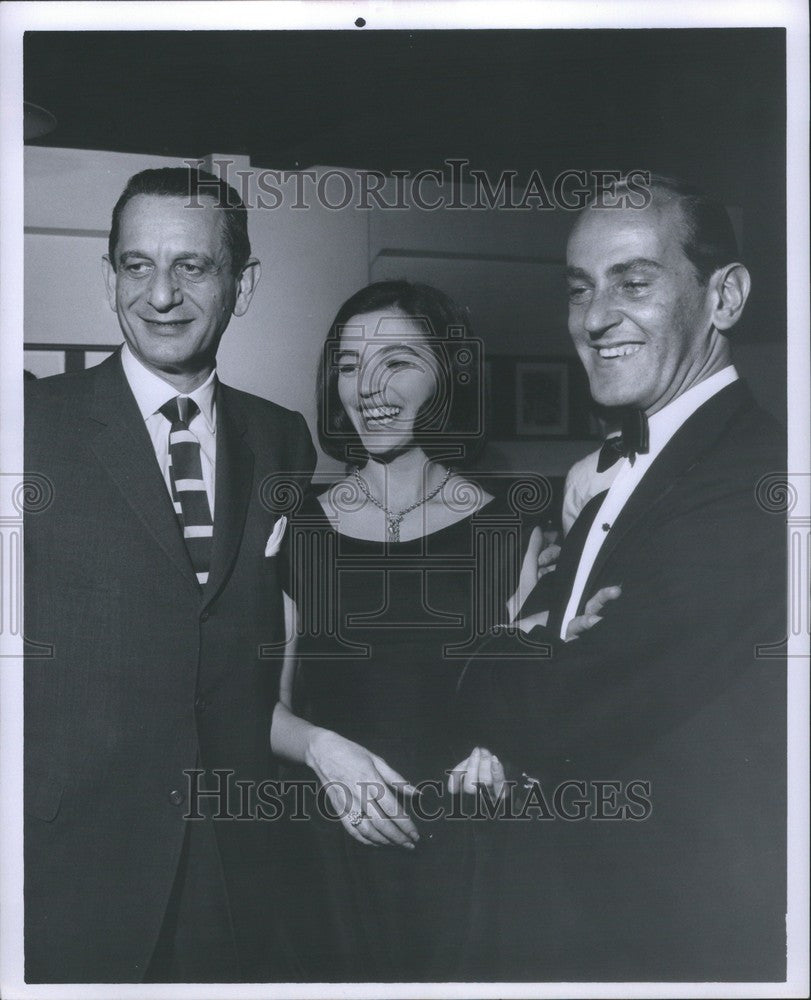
[
  {"x1": 305, "y1": 728, "x2": 419, "y2": 849},
  {"x1": 447, "y1": 746, "x2": 506, "y2": 801},
  {"x1": 564, "y1": 585, "x2": 622, "y2": 641},
  {"x1": 507, "y1": 526, "x2": 561, "y2": 622}
]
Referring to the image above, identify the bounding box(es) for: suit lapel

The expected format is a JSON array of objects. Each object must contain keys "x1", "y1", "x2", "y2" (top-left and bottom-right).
[
  {"x1": 202, "y1": 385, "x2": 255, "y2": 606},
  {"x1": 86, "y1": 352, "x2": 200, "y2": 593},
  {"x1": 578, "y1": 381, "x2": 752, "y2": 608},
  {"x1": 545, "y1": 489, "x2": 609, "y2": 632}
]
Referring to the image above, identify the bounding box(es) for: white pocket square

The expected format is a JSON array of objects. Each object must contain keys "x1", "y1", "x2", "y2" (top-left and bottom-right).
[{"x1": 264, "y1": 516, "x2": 287, "y2": 557}]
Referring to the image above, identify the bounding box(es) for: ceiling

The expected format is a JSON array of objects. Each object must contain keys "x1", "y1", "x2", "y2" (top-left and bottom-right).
[
  {"x1": 23, "y1": 28, "x2": 786, "y2": 340},
  {"x1": 24, "y1": 29, "x2": 783, "y2": 183}
]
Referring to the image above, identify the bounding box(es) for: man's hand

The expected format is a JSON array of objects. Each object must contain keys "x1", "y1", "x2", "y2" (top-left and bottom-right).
[
  {"x1": 507, "y1": 526, "x2": 561, "y2": 622},
  {"x1": 447, "y1": 746, "x2": 506, "y2": 800},
  {"x1": 565, "y1": 585, "x2": 622, "y2": 641}
]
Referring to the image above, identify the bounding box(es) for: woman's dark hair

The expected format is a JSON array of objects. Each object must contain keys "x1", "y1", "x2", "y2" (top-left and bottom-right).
[{"x1": 317, "y1": 280, "x2": 485, "y2": 465}]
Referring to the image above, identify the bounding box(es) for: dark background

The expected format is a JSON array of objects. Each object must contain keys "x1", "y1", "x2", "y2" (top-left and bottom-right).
[{"x1": 24, "y1": 28, "x2": 786, "y2": 347}]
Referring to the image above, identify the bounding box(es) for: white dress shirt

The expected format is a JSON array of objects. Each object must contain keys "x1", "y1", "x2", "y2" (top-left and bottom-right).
[
  {"x1": 120, "y1": 344, "x2": 217, "y2": 518},
  {"x1": 559, "y1": 366, "x2": 739, "y2": 639},
  {"x1": 561, "y1": 445, "x2": 623, "y2": 535}
]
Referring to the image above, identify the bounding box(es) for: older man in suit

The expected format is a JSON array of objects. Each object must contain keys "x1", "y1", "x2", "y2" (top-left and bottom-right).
[
  {"x1": 458, "y1": 177, "x2": 786, "y2": 981},
  {"x1": 25, "y1": 167, "x2": 315, "y2": 983}
]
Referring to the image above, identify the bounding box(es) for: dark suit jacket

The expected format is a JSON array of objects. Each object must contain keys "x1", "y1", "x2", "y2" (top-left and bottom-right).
[
  {"x1": 457, "y1": 381, "x2": 787, "y2": 981},
  {"x1": 24, "y1": 351, "x2": 315, "y2": 982}
]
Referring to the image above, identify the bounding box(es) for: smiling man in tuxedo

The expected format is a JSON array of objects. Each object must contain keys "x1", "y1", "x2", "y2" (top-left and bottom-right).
[
  {"x1": 25, "y1": 167, "x2": 315, "y2": 983},
  {"x1": 458, "y1": 176, "x2": 786, "y2": 981}
]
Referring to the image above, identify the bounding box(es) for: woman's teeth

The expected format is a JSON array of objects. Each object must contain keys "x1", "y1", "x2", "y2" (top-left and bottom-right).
[{"x1": 361, "y1": 405, "x2": 402, "y2": 424}]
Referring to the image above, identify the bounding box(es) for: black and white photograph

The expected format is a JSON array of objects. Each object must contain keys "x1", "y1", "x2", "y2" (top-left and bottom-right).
[{"x1": 0, "y1": 2, "x2": 808, "y2": 997}]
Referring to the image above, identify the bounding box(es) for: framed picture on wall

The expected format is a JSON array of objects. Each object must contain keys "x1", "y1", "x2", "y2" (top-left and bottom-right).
[
  {"x1": 514, "y1": 360, "x2": 570, "y2": 436},
  {"x1": 487, "y1": 354, "x2": 595, "y2": 440},
  {"x1": 23, "y1": 343, "x2": 120, "y2": 380}
]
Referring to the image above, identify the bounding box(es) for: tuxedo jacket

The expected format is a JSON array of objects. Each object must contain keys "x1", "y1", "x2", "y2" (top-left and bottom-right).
[
  {"x1": 457, "y1": 380, "x2": 787, "y2": 981},
  {"x1": 24, "y1": 351, "x2": 315, "y2": 982}
]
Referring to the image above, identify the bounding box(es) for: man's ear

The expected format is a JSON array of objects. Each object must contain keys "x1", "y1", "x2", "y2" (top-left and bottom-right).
[
  {"x1": 233, "y1": 258, "x2": 261, "y2": 317},
  {"x1": 709, "y1": 262, "x2": 751, "y2": 332},
  {"x1": 101, "y1": 255, "x2": 118, "y2": 313}
]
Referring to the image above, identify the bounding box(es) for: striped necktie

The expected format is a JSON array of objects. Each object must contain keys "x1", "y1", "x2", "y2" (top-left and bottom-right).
[{"x1": 159, "y1": 395, "x2": 213, "y2": 588}]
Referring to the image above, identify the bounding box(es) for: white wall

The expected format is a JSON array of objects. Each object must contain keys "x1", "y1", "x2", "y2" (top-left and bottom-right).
[
  {"x1": 215, "y1": 167, "x2": 368, "y2": 443},
  {"x1": 24, "y1": 147, "x2": 190, "y2": 349}
]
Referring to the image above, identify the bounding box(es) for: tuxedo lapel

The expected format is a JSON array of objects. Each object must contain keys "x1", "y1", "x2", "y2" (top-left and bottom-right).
[
  {"x1": 202, "y1": 385, "x2": 255, "y2": 606},
  {"x1": 545, "y1": 489, "x2": 609, "y2": 633},
  {"x1": 86, "y1": 352, "x2": 201, "y2": 593},
  {"x1": 578, "y1": 381, "x2": 752, "y2": 610}
]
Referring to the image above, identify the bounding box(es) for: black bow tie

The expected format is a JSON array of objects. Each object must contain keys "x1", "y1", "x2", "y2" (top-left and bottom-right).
[{"x1": 596, "y1": 409, "x2": 650, "y2": 472}]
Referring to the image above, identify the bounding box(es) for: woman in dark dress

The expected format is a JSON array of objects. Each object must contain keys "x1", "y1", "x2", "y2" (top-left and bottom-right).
[{"x1": 268, "y1": 281, "x2": 552, "y2": 980}]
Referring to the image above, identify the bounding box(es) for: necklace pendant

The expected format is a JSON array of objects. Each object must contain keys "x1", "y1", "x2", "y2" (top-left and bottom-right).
[{"x1": 351, "y1": 465, "x2": 452, "y2": 545}]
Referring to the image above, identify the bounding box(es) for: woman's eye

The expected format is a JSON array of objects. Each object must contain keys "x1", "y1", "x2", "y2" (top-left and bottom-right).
[
  {"x1": 386, "y1": 358, "x2": 421, "y2": 371},
  {"x1": 337, "y1": 364, "x2": 358, "y2": 375}
]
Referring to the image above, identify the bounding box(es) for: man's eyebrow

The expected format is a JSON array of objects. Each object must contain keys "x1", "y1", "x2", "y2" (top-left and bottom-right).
[
  {"x1": 117, "y1": 250, "x2": 218, "y2": 266},
  {"x1": 607, "y1": 257, "x2": 663, "y2": 276},
  {"x1": 566, "y1": 258, "x2": 665, "y2": 280},
  {"x1": 174, "y1": 252, "x2": 219, "y2": 266},
  {"x1": 118, "y1": 250, "x2": 152, "y2": 263}
]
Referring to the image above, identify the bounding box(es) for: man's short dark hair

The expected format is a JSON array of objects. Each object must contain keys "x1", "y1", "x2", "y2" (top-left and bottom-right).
[
  {"x1": 107, "y1": 167, "x2": 251, "y2": 274},
  {"x1": 634, "y1": 175, "x2": 741, "y2": 284},
  {"x1": 317, "y1": 280, "x2": 484, "y2": 465}
]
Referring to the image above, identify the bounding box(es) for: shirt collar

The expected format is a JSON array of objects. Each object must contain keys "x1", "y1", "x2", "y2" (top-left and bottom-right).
[
  {"x1": 645, "y1": 365, "x2": 739, "y2": 459},
  {"x1": 121, "y1": 343, "x2": 218, "y2": 433}
]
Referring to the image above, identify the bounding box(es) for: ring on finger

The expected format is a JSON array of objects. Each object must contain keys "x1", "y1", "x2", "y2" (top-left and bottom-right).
[{"x1": 348, "y1": 808, "x2": 365, "y2": 828}]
